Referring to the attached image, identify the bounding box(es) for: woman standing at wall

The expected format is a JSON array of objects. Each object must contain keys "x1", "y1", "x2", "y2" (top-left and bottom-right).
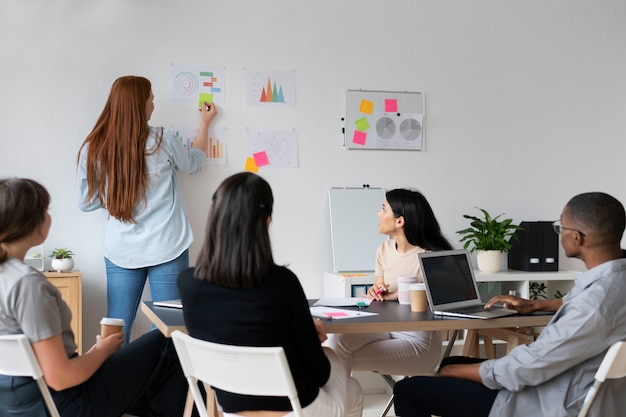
[
  {"x1": 76, "y1": 75, "x2": 218, "y2": 343},
  {"x1": 326, "y1": 188, "x2": 453, "y2": 376}
]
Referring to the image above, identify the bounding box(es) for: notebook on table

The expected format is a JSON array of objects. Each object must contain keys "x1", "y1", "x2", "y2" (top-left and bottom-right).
[{"x1": 418, "y1": 249, "x2": 518, "y2": 319}]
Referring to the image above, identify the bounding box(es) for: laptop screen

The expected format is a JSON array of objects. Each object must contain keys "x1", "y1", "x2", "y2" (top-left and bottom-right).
[{"x1": 419, "y1": 250, "x2": 479, "y2": 306}]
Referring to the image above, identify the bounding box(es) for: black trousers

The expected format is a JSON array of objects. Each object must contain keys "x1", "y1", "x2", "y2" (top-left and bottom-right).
[
  {"x1": 0, "y1": 330, "x2": 189, "y2": 417},
  {"x1": 393, "y1": 356, "x2": 499, "y2": 417}
]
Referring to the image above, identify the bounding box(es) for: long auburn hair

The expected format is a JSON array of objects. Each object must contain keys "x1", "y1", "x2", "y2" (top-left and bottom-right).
[
  {"x1": 0, "y1": 178, "x2": 50, "y2": 264},
  {"x1": 386, "y1": 188, "x2": 452, "y2": 251},
  {"x1": 194, "y1": 172, "x2": 274, "y2": 288},
  {"x1": 77, "y1": 75, "x2": 162, "y2": 223}
]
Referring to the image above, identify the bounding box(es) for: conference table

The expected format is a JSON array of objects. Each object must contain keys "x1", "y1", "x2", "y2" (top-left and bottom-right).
[
  {"x1": 141, "y1": 300, "x2": 552, "y2": 417},
  {"x1": 141, "y1": 299, "x2": 553, "y2": 357}
]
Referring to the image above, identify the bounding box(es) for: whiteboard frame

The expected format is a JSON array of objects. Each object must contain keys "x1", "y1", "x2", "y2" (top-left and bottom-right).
[
  {"x1": 343, "y1": 89, "x2": 425, "y2": 151},
  {"x1": 328, "y1": 187, "x2": 386, "y2": 272}
]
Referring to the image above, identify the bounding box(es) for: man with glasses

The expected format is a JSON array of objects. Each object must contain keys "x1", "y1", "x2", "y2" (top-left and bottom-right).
[{"x1": 393, "y1": 192, "x2": 626, "y2": 417}]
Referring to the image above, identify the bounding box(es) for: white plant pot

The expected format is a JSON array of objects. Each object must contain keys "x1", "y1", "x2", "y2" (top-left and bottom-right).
[
  {"x1": 51, "y1": 258, "x2": 74, "y2": 272},
  {"x1": 476, "y1": 250, "x2": 504, "y2": 273}
]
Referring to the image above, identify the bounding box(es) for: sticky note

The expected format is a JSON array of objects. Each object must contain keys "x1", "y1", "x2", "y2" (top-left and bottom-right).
[
  {"x1": 353, "y1": 130, "x2": 367, "y2": 145},
  {"x1": 253, "y1": 151, "x2": 270, "y2": 167},
  {"x1": 326, "y1": 312, "x2": 349, "y2": 318},
  {"x1": 359, "y1": 99, "x2": 374, "y2": 115},
  {"x1": 198, "y1": 93, "x2": 213, "y2": 108},
  {"x1": 385, "y1": 99, "x2": 398, "y2": 112},
  {"x1": 244, "y1": 157, "x2": 258, "y2": 173},
  {"x1": 354, "y1": 117, "x2": 370, "y2": 131}
]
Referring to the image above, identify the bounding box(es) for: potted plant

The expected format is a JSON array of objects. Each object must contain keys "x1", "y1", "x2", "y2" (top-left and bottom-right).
[
  {"x1": 456, "y1": 208, "x2": 524, "y2": 272},
  {"x1": 49, "y1": 248, "x2": 75, "y2": 272}
]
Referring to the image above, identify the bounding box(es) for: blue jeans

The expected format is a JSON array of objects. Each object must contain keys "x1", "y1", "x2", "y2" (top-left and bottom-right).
[{"x1": 104, "y1": 250, "x2": 189, "y2": 344}]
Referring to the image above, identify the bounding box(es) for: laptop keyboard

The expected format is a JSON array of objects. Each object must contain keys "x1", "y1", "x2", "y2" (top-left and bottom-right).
[{"x1": 444, "y1": 304, "x2": 502, "y2": 314}]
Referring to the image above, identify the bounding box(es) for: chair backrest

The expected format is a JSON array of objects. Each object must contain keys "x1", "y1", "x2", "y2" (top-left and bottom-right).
[
  {"x1": 577, "y1": 340, "x2": 626, "y2": 417},
  {"x1": 0, "y1": 334, "x2": 61, "y2": 417},
  {"x1": 171, "y1": 330, "x2": 304, "y2": 417}
]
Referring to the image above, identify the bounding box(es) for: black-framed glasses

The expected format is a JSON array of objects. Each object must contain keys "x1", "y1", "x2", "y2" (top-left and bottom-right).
[{"x1": 552, "y1": 220, "x2": 586, "y2": 237}]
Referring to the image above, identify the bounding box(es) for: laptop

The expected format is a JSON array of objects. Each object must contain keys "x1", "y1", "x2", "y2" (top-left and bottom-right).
[{"x1": 418, "y1": 249, "x2": 518, "y2": 319}]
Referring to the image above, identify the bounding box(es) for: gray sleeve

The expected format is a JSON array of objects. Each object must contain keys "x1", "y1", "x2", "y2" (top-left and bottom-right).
[
  {"x1": 10, "y1": 273, "x2": 64, "y2": 343},
  {"x1": 479, "y1": 298, "x2": 608, "y2": 391}
]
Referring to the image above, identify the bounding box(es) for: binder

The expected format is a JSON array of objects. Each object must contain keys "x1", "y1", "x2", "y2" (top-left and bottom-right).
[{"x1": 508, "y1": 221, "x2": 558, "y2": 272}]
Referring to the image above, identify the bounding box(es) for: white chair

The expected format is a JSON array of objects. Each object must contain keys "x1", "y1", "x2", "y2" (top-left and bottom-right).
[
  {"x1": 577, "y1": 340, "x2": 626, "y2": 417},
  {"x1": 171, "y1": 330, "x2": 304, "y2": 417},
  {"x1": 0, "y1": 334, "x2": 60, "y2": 417}
]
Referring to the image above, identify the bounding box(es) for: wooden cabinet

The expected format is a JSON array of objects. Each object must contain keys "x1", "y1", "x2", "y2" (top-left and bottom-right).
[{"x1": 43, "y1": 271, "x2": 82, "y2": 354}]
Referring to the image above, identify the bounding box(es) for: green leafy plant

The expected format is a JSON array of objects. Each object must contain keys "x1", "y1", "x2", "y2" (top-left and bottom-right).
[
  {"x1": 49, "y1": 248, "x2": 74, "y2": 259},
  {"x1": 456, "y1": 208, "x2": 524, "y2": 253},
  {"x1": 529, "y1": 282, "x2": 548, "y2": 300}
]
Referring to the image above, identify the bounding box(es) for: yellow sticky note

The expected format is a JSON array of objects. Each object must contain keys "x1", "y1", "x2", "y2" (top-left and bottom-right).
[
  {"x1": 359, "y1": 99, "x2": 374, "y2": 115},
  {"x1": 244, "y1": 157, "x2": 259, "y2": 173},
  {"x1": 198, "y1": 93, "x2": 213, "y2": 108}
]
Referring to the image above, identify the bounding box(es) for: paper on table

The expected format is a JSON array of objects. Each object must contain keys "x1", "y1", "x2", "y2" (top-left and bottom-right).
[
  {"x1": 310, "y1": 306, "x2": 378, "y2": 320},
  {"x1": 313, "y1": 297, "x2": 373, "y2": 307}
]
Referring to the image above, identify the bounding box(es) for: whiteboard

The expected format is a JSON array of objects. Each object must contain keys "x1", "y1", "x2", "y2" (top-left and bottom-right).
[
  {"x1": 329, "y1": 187, "x2": 386, "y2": 272},
  {"x1": 343, "y1": 90, "x2": 425, "y2": 150}
]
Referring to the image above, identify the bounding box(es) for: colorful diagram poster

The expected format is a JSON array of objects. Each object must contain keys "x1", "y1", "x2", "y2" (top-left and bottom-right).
[
  {"x1": 245, "y1": 129, "x2": 298, "y2": 169},
  {"x1": 244, "y1": 69, "x2": 296, "y2": 108},
  {"x1": 171, "y1": 125, "x2": 227, "y2": 166},
  {"x1": 171, "y1": 64, "x2": 225, "y2": 105}
]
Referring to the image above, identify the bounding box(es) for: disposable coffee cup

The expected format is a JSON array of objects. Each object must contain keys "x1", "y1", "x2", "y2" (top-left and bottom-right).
[
  {"x1": 100, "y1": 317, "x2": 124, "y2": 338},
  {"x1": 397, "y1": 275, "x2": 418, "y2": 305},
  {"x1": 408, "y1": 283, "x2": 428, "y2": 312}
]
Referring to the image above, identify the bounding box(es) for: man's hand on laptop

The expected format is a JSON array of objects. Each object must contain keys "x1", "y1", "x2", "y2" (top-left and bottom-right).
[
  {"x1": 485, "y1": 295, "x2": 536, "y2": 314},
  {"x1": 486, "y1": 295, "x2": 563, "y2": 314}
]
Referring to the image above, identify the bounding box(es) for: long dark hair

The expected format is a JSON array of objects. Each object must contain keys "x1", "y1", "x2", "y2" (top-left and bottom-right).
[
  {"x1": 386, "y1": 188, "x2": 452, "y2": 251},
  {"x1": 0, "y1": 178, "x2": 50, "y2": 264},
  {"x1": 194, "y1": 172, "x2": 274, "y2": 288}
]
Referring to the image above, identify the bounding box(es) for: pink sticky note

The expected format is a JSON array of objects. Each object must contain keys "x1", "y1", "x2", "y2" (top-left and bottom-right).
[
  {"x1": 326, "y1": 312, "x2": 349, "y2": 318},
  {"x1": 385, "y1": 99, "x2": 398, "y2": 112},
  {"x1": 353, "y1": 130, "x2": 367, "y2": 145},
  {"x1": 253, "y1": 151, "x2": 270, "y2": 167},
  {"x1": 244, "y1": 157, "x2": 259, "y2": 173}
]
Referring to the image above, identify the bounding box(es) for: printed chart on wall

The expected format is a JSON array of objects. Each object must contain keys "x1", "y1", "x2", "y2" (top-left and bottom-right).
[
  {"x1": 344, "y1": 90, "x2": 424, "y2": 150},
  {"x1": 244, "y1": 129, "x2": 298, "y2": 172},
  {"x1": 244, "y1": 69, "x2": 296, "y2": 108},
  {"x1": 171, "y1": 125, "x2": 227, "y2": 166},
  {"x1": 171, "y1": 64, "x2": 225, "y2": 105}
]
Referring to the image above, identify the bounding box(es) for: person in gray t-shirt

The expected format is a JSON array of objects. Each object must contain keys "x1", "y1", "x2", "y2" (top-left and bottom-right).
[{"x1": 0, "y1": 178, "x2": 188, "y2": 417}]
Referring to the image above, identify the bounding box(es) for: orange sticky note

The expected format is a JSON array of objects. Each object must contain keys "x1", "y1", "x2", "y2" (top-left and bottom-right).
[
  {"x1": 359, "y1": 99, "x2": 374, "y2": 115},
  {"x1": 244, "y1": 157, "x2": 258, "y2": 173}
]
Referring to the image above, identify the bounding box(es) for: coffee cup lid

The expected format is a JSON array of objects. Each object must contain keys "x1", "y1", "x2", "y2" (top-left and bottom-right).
[
  {"x1": 100, "y1": 317, "x2": 125, "y2": 326},
  {"x1": 409, "y1": 283, "x2": 426, "y2": 290}
]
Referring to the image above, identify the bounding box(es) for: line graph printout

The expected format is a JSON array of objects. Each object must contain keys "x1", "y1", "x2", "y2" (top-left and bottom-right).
[
  {"x1": 171, "y1": 125, "x2": 227, "y2": 166},
  {"x1": 246, "y1": 129, "x2": 299, "y2": 168},
  {"x1": 171, "y1": 64, "x2": 225, "y2": 105},
  {"x1": 244, "y1": 69, "x2": 296, "y2": 108}
]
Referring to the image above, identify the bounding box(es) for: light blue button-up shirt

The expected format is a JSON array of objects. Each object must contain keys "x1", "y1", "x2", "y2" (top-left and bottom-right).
[
  {"x1": 76, "y1": 127, "x2": 206, "y2": 268},
  {"x1": 480, "y1": 257, "x2": 626, "y2": 417}
]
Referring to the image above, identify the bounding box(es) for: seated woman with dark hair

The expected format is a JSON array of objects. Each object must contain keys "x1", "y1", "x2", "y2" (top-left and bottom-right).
[{"x1": 178, "y1": 171, "x2": 363, "y2": 417}]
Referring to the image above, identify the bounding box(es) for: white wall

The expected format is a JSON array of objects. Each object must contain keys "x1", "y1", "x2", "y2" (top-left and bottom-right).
[{"x1": 2, "y1": 0, "x2": 625, "y2": 344}]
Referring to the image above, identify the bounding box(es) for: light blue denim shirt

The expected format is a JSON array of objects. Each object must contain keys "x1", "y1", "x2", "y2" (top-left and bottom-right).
[
  {"x1": 480, "y1": 257, "x2": 626, "y2": 417},
  {"x1": 76, "y1": 127, "x2": 206, "y2": 268}
]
